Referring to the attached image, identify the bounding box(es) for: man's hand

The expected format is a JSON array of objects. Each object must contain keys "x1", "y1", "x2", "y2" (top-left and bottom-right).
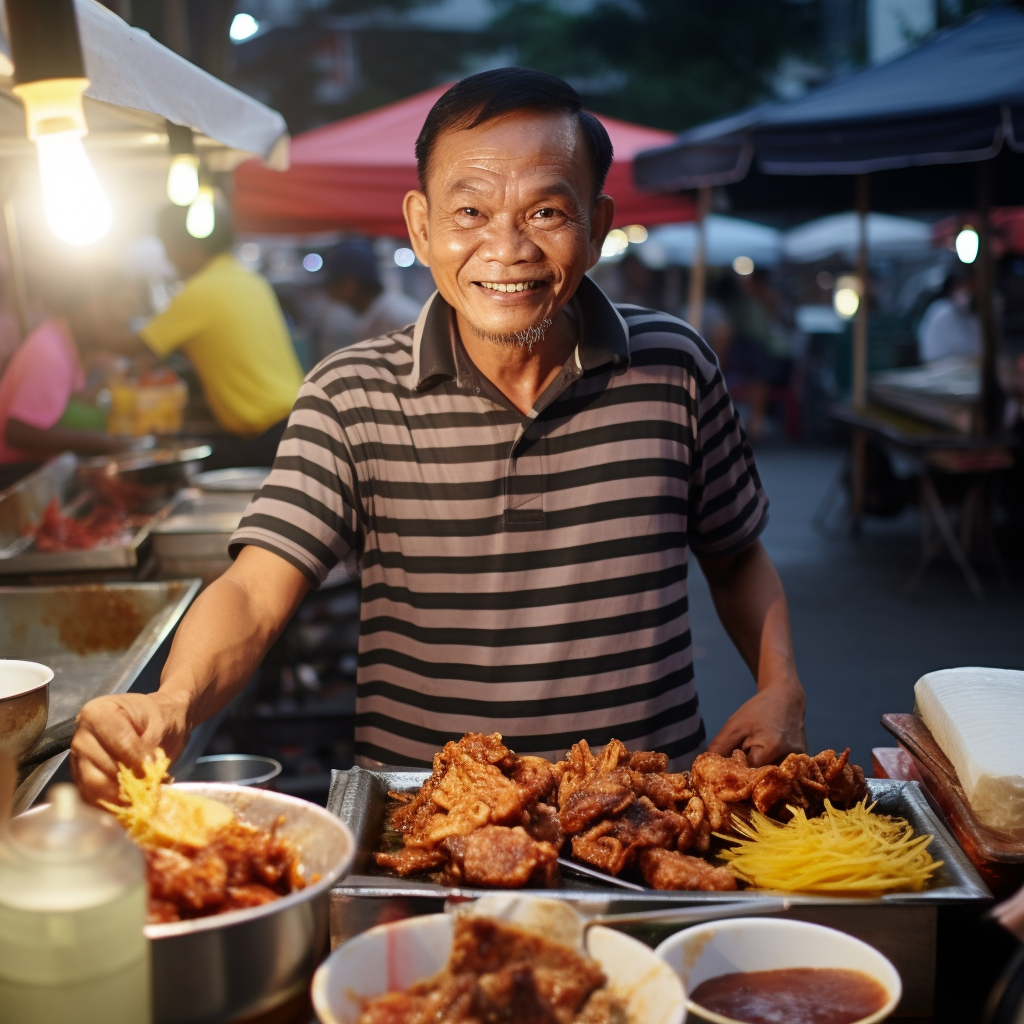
[
  {"x1": 71, "y1": 691, "x2": 191, "y2": 806},
  {"x1": 708, "y1": 681, "x2": 806, "y2": 767}
]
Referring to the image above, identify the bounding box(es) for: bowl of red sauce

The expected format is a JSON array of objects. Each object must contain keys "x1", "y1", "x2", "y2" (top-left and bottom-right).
[{"x1": 656, "y1": 917, "x2": 901, "y2": 1024}]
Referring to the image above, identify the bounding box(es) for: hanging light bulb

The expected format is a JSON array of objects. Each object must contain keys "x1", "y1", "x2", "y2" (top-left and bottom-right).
[
  {"x1": 8, "y1": 1, "x2": 112, "y2": 247},
  {"x1": 165, "y1": 121, "x2": 200, "y2": 206},
  {"x1": 186, "y1": 185, "x2": 216, "y2": 239},
  {"x1": 167, "y1": 153, "x2": 200, "y2": 207}
]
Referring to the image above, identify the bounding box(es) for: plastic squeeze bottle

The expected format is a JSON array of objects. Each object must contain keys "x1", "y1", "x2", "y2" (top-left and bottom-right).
[{"x1": 0, "y1": 783, "x2": 151, "y2": 1024}]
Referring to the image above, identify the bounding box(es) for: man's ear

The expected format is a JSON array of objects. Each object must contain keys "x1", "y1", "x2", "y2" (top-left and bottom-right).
[
  {"x1": 587, "y1": 194, "x2": 616, "y2": 270},
  {"x1": 402, "y1": 190, "x2": 431, "y2": 268}
]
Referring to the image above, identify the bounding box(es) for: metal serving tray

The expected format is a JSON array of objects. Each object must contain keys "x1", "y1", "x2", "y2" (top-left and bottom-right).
[
  {"x1": 0, "y1": 453, "x2": 182, "y2": 575},
  {"x1": 327, "y1": 769, "x2": 991, "y2": 1018},
  {"x1": 328, "y1": 768, "x2": 988, "y2": 906}
]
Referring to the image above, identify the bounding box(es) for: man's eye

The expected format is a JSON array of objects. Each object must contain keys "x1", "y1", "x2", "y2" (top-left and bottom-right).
[
  {"x1": 460, "y1": 207, "x2": 480, "y2": 217},
  {"x1": 534, "y1": 208, "x2": 558, "y2": 219}
]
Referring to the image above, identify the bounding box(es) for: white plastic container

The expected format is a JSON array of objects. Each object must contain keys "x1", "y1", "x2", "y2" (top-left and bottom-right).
[
  {"x1": 656, "y1": 917, "x2": 901, "y2": 1024},
  {"x1": 0, "y1": 784, "x2": 151, "y2": 1024}
]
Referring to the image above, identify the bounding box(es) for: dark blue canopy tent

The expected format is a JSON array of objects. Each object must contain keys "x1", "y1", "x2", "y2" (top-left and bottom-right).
[{"x1": 635, "y1": 5, "x2": 1024, "y2": 452}]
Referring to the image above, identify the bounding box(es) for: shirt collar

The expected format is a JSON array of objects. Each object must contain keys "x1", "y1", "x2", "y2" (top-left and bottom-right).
[{"x1": 412, "y1": 274, "x2": 631, "y2": 392}]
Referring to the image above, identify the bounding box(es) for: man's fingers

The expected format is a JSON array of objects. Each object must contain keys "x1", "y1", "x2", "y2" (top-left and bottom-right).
[
  {"x1": 708, "y1": 715, "x2": 750, "y2": 756},
  {"x1": 76, "y1": 698, "x2": 153, "y2": 768},
  {"x1": 71, "y1": 747, "x2": 121, "y2": 807}
]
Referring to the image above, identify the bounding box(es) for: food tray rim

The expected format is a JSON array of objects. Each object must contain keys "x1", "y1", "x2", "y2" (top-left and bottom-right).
[{"x1": 327, "y1": 767, "x2": 991, "y2": 906}]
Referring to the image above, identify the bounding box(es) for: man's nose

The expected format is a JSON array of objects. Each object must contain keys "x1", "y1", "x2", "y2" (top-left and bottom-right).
[{"x1": 475, "y1": 215, "x2": 543, "y2": 265}]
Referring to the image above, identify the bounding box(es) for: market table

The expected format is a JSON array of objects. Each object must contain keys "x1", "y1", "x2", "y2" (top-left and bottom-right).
[{"x1": 829, "y1": 403, "x2": 1018, "y2": 598}]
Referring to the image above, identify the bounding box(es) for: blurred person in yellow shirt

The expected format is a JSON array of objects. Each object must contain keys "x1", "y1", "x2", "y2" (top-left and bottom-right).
[{"x1": 140, "y1": 200, "x2": 303, "y2": 467}]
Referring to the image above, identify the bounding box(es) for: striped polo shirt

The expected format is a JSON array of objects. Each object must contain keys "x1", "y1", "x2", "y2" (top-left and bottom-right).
[{"x1": 230, "y1": 275, "x2": 769, "y2": 770}]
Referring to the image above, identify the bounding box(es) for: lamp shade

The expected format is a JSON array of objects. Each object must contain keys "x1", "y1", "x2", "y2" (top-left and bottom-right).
[{"x1": 7, "y1": 0, "x2": 86, "y2": 85}]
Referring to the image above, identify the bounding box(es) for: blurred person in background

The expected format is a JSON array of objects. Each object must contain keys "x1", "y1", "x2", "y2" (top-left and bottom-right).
[
  {"x1": 321, "y1": 239, "x2": 422, "y2": 350},
  {"x1": 723, "y1": 268, "x2": 792, "y2": 440},
  {"x1": 0, "y1": 271, "x2": 143, "y2": 489},
  {"x1": 102, "y1": 198, "x2": 304, "y2": 469},
  {"x1": 917, "y1": 270, "x2": 981, "y2": 363}
]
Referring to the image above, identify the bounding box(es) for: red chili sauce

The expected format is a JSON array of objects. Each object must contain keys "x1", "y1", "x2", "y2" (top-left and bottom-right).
[{"x1": 690, "y1": 967, "x2": 890, "y2": 1024}]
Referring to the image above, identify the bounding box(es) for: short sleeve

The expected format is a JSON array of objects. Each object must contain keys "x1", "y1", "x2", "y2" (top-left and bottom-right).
[
  {"x1": 228, "y1": 379, "x2": 364, "y2": 586},
  {"x1": 688, "y1": 369, "x2": 769, "y2": 558},
  {"x1": 139, "y1": 282, "x2": 208, "y2": 357}
]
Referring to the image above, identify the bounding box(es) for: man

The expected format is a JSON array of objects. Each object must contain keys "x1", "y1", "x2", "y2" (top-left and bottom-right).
[
  {"x1": 917, "y1": 270, "x2": 981, "y2": 363},
  {"x1": 140, "y1": 200, "x2": 304, "y2": 466},
  {"x1": 72, "y1": 69, "x2": 805, "y2": 804},
  {"x1": 320, "y1": 238, "x2": 423, "y2": 353}
]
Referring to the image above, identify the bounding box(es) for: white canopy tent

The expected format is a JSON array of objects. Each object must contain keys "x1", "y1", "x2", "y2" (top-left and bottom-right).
[
  {"x1": 0, "y1": 0, "x2": 289, "y2": 168},
  {"x1": 640, "y1": 215, "x2": 782, "y2": 269},
  {"x1": 782, "y1": 212, "x2": 932, "y2": 263}
]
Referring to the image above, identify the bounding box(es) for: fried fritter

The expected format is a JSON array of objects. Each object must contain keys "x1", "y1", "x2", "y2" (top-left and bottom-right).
[
  {"x1": 442, "y1": 825, "x2": 559, "y2": 888},
  {"x1": 638, "y1": 848, "x2": 738, "y2": 891}
]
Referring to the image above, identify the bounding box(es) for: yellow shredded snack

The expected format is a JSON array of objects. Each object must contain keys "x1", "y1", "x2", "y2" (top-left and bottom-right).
[
  {"x1": 716, "y1": 799, "x2": 942, "y2": 896},
  {"x1": 100, "y1": 748, "x2": 234, "y2": 849}
]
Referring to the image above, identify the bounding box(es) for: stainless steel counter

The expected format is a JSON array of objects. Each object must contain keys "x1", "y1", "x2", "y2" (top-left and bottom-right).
[{"x1": 7, "y1": 579, "x2": 200, "y2": 813}]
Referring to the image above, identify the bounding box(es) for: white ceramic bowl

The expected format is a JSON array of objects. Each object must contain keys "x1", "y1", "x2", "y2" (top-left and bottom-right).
[
  {"x1": 656, "y1": 918, "x2": 902, "y2": 1024},
  {"x1": 313, "y1": 911, "x2": 686, "y2": 1024}
]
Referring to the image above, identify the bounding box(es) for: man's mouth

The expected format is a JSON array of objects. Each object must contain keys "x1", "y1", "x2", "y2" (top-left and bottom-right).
[{"x1": 475, "y1": 280, "x2": 544, "y2": 293}]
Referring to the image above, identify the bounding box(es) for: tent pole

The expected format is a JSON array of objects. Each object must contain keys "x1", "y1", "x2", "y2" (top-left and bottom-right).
[
  {"x1": 687, "y1": 185, "x2": 711, "y2": 333},
  {"x1": 975, "y1": 161, "x2": 998, "y2": 435},
  {"x1": 849, "y1": 173, "x2": 870, "y2": 535},
  {"x1": 3, "y1": 199, "x2": 30, "y2": 339}
]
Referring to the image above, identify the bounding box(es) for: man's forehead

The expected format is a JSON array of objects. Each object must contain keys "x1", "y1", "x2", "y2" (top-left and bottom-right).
[{"x1": 425, "y1": 109, "x2": 589, "y2": 191}]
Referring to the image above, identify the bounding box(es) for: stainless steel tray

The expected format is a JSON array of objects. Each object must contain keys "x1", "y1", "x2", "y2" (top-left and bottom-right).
[
  {"x1": 0, "y1": 453, "x2": 182, "y2": 575},
  {"x1": 327, "y1": 767, "x2": 990, "y2": 906}
]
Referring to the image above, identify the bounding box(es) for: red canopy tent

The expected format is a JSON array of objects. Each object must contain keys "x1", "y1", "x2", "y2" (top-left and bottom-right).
[{"x1": 234, "y1": 84, "x2": 694, "y2": 236}]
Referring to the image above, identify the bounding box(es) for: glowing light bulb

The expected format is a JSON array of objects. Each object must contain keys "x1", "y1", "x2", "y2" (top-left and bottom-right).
[
  {"x1": 166, "y1": 153, "x2": 200, "y2": 206},
  {"x1": 624, "y1": 224, "x2": 648, "y2": 244},
  {"x1": 732, "y1": 255, "x2": 755, "y2": 276},
  {"x1": 186, "y1": 186, "x2": 215, "y2": 239},
  {"x1": 230, "y1": 13, "x2": 259, "y2": 41},
  {"x1": 601, "y1": 228, "x2": 629, "y2": 258},
  {"x1": 35, "y1": 131, "x2": 112, "y2": 247},
  {"x1": 393, "y1": 247, "x2": 415, "y2": 267},
  {"x1": 834, "y1": 287, "x2": 860, "y2": 319},
  {"x1": 955, "y1": 227, "x2": 979, "y2": 264}
]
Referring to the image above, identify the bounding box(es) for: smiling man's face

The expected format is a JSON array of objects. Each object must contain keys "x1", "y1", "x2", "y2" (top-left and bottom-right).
[{"x1": 404, "y1": 109, "x2": 613, "y2": 347}]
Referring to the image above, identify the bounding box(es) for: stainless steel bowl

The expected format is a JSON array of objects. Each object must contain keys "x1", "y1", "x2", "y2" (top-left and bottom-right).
[
  {"x1": 146, "y1": 783, "x2": 354, "y2": 1024},
  {"x1": 0, "y1": 661, "x2": 53, "y2": 762},
  {"x1": 183, "y1": 755, "x2": 282, "y2": 789}
]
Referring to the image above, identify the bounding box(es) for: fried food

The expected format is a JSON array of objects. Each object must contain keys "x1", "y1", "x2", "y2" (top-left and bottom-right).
[
  {"x1": 358, "y1": 916, "x2": 626, "y2": 1024},
  {"x1": 717, "y1": 799, "x2": 942, "y2": 896},
  {"x1": 638, "y1": 848, "x2": 738, "y2": 891},
  {"x1": 377, "y1": 733, "x2": 872, "y2": 894},
  {"x1": 102, "y1": 748, "x2": 305, "y2": 923}
]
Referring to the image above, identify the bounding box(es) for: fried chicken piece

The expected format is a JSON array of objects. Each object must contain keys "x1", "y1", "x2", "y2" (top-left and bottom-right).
[
  {"x1": 374, "y1": 845, "x2": 448, "y2": 876},
  {"x1": 475, "y1": 965, "x2": 561, "y2": 1024},
  {"x1": 676, "y1": 796, "x2": 712, "y2": 853},
  {"x1": 441, "y1": 825, "x2": 559, "y2": 888},
  {"x1": 814, "y1": 748, "x2": 868, "y2": 807},
  {"x1": 145, "y1": 846, "x2": 228, "y2": 913},
  {"x1": 559, "y1": 769, "x2": 635, "y2": 834},
  {"x1": 689, "y1": 752, "x2": 761, "y2": 830},
  {"x1": 510, "y1": 755, "x2": 559, "y2": 804},
  {"x1": 458, "y1": 731, "x2": 519, "y2": 771},
  {"x1": 555, "y1": 739, "x2": 631, "y2": 807},
  {"x1": 523, "y1": 801, "x2": 565, "y2": 848},
  {"x1": 571, "y1": 796, "x2": 686, "y2": 875},
  {"x1": 638, "y1": 848, "x2": 738, "y2": 892},
  {"x1": 223, "y1": 883, "x2": 280, "y2": 909},
  {"x1": 627, "y1": 750, "x2": 669, "y2": 774},
  {"x1": 629, "y1": 770, "x2": 693, "y2": 810},
  {"x1": 574, "y1": 988, "x2": 630, "y2": 1024}
]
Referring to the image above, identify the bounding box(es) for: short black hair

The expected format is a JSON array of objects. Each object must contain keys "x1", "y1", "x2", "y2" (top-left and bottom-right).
[
  {"x1": 157, "y1": 195, "x2": 234, "y2": 257},
  {"x1": 415, "y1": 67, "x2": 613, "y2": 199}
]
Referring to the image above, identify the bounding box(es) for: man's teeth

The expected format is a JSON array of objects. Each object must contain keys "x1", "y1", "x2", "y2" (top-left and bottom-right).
[{"x1": 479, "y1": 281, "x2": 540, "y2": 293}]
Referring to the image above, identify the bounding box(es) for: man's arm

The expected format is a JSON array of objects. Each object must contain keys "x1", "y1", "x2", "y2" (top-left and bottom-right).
[
  {"x1": 71, "y1": 545, "x2": 311, "y2": 804},
  {"x1": 697, "y1": 539, "x2": 806, "y2": 766}
]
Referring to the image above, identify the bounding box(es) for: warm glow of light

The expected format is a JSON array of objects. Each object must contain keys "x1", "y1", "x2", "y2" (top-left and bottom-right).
[
  {"x1": 35, "y1": 131, "x2": 112, "y2": 247},
  {"x1": 166, "y1": 153, "x2": 200, "y2": 206},
  {"x1": 186, "y1": 186, "x2": 215, "y2": 239},
  {"x1": 624, "y1": 224, "x2": 648, "y2": 243},
  {"x1": 733, "y1": 255, "x2": 754, "y2": 275},
  {"x1": 955, "y1": 227, "x2": 979, "y2": 264},
  {"x1": 229, "y1": 13, "x2": 259, "y2": 41},
  {"x1": 834, "y1": 287, "x2": 860, "y2": 319},
  {"x1": 602, "y1": 228, "x2": 629, "y2": 258},
  {"x1": 394, "y1": 247, "x2": 415, "y2": 267}
]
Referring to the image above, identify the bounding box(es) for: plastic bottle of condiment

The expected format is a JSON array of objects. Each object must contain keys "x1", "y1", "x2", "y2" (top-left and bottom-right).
[{"x1": 0, "y1": 784, "x2": 151, "y2": 1024}]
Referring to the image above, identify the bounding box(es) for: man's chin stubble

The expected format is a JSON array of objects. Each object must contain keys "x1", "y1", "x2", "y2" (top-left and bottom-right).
[{"x1": 470, "y1": 317, "x2": 553, "y2": 353}]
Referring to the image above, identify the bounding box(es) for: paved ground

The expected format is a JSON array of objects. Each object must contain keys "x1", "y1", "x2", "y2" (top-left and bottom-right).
[{"x1": 690, "y1": 443, "x2": 1024, "y2": 771}]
